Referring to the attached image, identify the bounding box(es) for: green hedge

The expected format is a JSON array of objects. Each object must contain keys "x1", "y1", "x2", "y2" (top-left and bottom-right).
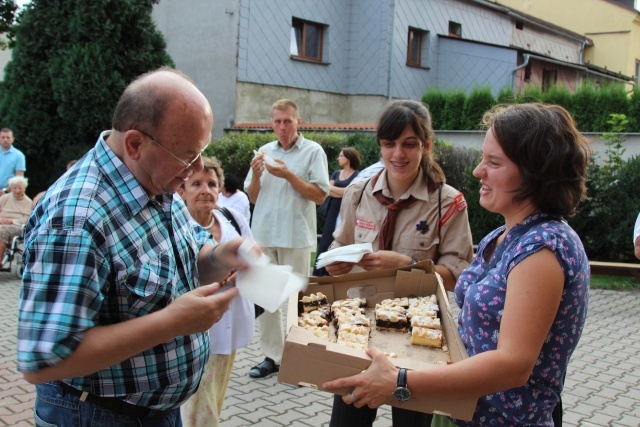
[
  {"x1": 422, "y1": 82, "x2": 640, "y2": 132},
  {"x1": 210, "y1": 125, "x2": 640, "y2": 262}
]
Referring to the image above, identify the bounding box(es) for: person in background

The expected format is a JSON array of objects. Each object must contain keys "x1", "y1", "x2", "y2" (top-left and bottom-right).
[
  {"x1": 0, "y1": 175, "x2": 31, "y2": 267},
  {"x1": 17, "y1": 68, "x2": 254, "y2": 426},
  {"x1": 218, "y1": 172, "x2": 251, "y2": 223},
  {"x1": 244, "y1": 98, "x2": 330, "y2": 379},
  {"x1": 634, "y1": 213, "x2": 640, "y2": 260},
  {"x1": 313, "y1": 147, "x2": 360, "y2": 276},
  {"x1": 325, "y1": 100, "x2": 474, "y2": 426},
  {"x1": 324, "y1": 103, "x2": 591, "y2": 427},
  {"x1": 0, "y1": 128, "x2": 26, "y2": 195},
  {"x1": 179, "y1": 156, "x2": 255, "y2": 427}
]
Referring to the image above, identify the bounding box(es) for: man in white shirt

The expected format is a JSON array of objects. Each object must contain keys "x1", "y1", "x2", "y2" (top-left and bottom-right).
[{"x1": 244, "y1": 99, "x2": 329, "y2": 378}]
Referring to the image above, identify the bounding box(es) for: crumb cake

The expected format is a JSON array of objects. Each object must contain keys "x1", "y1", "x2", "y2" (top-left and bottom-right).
[
  {"x1": 297, "y1": 293, "x2": 444, "y2": 351},
  {"x1": 410, "y1": 326, "x2": 443, "y2": 348},
  {"x1": 375, "y1": 307, "x2": 409, "y2": 332},
  {"x1": 300, "y1": 292, "x2": 329, "y2": 312},
  {"x1": 410, "y1": 315, "x2": 441, "y2": 330}
]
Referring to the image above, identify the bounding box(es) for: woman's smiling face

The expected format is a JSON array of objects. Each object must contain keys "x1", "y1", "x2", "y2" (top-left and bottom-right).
[
  {"x1": 473, "y1": 128, "x2": 523, "y2": 216},
  {"x1": 379, "y1": 124, "x2": 426, "y2": 187}
]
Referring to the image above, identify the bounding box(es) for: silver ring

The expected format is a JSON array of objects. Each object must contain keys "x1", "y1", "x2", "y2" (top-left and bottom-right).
[{"x1": 348, "y1": 391, "x2": 357, "y2": 402}]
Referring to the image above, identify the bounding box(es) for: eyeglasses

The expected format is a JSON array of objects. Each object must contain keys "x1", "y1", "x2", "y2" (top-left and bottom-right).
[{"x1": 136, "y1": 129, "x2": 207, "y2": 170}]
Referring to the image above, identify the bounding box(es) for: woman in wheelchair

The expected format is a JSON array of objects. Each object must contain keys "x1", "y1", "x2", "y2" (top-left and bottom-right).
[{"x1": 0, "y1": 176, "x2": 31, "y2": 270}]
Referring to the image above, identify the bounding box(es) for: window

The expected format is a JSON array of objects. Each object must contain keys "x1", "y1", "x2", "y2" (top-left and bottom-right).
[
  {"x1": 542, "y1": 69, "x2": 558, "y2": 92},
  {"x1": 635, "y1": 60, "x2": 640, "y2": 87},
  {"x1": 448, "y1": 21, "x2": 461, "y2": 37},
  {"x1": 407, "y1": 27, "x2": 429, "y2": 68},
  {"x1": 291, "y1": 18, "x2": 325, "y2": 62}
]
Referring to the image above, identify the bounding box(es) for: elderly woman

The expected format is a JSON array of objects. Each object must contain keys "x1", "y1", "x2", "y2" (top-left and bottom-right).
[
  {"x1": 178, "y1": 156, "x2": 255, "y2": 427},
  {"x1": 0, "y1": 176, "x2": 32, "y2": 266},
  {"x1": 324, "y1": 103, "x2": 591, "y2": 426}
]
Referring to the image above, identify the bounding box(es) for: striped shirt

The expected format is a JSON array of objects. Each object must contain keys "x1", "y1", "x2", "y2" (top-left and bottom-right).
[{"x1": 18, "y1": 131, "x2": 212, "y2": 411}]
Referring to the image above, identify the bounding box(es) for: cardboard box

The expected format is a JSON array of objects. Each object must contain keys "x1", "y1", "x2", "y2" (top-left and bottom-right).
[{"x1": 278, "y1": 260, "x2": 477, "y2": 421}]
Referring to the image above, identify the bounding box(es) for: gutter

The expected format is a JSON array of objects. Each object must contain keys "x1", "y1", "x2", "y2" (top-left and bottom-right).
[
  {"x1": 387, "y1": 0, "x2": 397, "y2": 101},
  {"x1": 512, "y1": 53, "x2": 634, "y2": 87}
]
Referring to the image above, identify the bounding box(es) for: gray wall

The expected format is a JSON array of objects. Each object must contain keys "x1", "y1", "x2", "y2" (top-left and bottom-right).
[
  {"x1": 436, "y1": 37, "x2": 516, "y2": 95},
  {"x1": 152, "y1": 1, "x2": 241, "y2": 138},
  {"x1": 153, "y1": 0, "x2": 522, "y2": 131}
]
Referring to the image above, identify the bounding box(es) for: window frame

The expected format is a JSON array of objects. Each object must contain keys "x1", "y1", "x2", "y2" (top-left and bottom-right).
[
  {"x1": 407, "y1": 27, "x2": 428, "y2": 68},
  {"x1": 448, "y1": 21, "x2": 462, "y2": 38},
  {"x1": 291, "y1": 17, "x2": 325, "y2": 63}
]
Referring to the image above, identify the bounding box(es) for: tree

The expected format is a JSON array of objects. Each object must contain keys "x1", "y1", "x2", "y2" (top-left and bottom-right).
[
  {"x1": 0, "y1": 0, "x2": 174, "y2": 195},
  {"x1": 0, "y1": 0, "x2": 17, "y2": 49}
]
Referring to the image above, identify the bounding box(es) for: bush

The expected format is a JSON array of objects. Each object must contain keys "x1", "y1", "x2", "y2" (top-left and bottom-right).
[
  {"x1": 629, "y1": 88, "x2": 640, "y2": 132},
  {"x1": 462, "y1": 86, "x2": 495, "y2": 130},
  {"x1": 423, "y1": 87, "x2": 446, "y2": 130},
  {"x1": 441, "y1": 90, "x2": 466, "y2": 130},
  {"x1": 541, "y1": 84, "x2": 573, "y2": 111},
  {"x1": 572, "y1": 81, "x2": 599, "y2": 132},
  {"x1": 594, "y1": 84, "x2": 629, "y2": 132},
  {"x1": 496, "y1": 87, "x2": 515, "y2": 104}
]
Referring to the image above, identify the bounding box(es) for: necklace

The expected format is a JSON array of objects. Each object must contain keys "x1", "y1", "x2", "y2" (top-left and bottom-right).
[{"x1": 204, "y1": 213, "x2": 215, "y2": 229}]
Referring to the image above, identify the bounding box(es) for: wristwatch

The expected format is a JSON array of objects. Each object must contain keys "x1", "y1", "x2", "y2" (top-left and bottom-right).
[{"x1": 392, "y1": 368, "x2": 412, "y2": 402}]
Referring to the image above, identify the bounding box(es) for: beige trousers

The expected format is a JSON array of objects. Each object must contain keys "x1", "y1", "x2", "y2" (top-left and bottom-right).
[
  {"x1": 180, "y1": 352, "x2": 236, "y2": 427},
  {"x1": 258, "y1": 246, "x2": 311, "y2": 365}
]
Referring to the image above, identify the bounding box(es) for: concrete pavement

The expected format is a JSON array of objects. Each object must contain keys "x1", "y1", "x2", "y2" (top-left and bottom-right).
[{"x1": 1, "y1": 270, "x2": 639, "y2": 426}]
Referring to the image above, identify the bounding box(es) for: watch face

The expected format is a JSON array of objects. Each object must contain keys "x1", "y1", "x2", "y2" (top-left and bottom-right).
[{"x1": 393, "y1": 386, "x2": 411, "y2": 402}]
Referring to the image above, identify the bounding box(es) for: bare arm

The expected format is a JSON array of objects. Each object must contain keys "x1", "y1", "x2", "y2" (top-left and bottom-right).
[
  {"x1": 266, "y1": 159, "x2": 326, "y2": 205},
  {"x1": 246, "y1": 156, "x2": 264, "y2": 204},
  {"x1": 323, "y1": 249, "x2": 564, "y2": 405},
  {"x1": 329, "y1": 181, "x2": 347, "y2": 198},
  {"x1": 23, "y1": 283, "x2": 238, "y2": 384},
  {"x1": 635, "y1": 236, "x2": 640, "y2": 260}
]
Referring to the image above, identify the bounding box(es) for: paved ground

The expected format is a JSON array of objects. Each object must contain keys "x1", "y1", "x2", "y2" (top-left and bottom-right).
[{"x1": 1, "y1": 270, "x2": 639, "y2": 426}]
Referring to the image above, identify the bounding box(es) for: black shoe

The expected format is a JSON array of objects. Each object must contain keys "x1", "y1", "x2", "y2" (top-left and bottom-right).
[{"x1": 249, "y1": 357, "x2": 279, "y2": 378}]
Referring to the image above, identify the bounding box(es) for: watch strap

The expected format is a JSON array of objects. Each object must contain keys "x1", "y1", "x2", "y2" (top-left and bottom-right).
[{"x1": 397, "y1": 367, "x2": 407, "y2": 387}]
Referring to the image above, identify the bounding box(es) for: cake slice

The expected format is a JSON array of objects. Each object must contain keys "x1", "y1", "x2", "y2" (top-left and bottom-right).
[
  {"x1": 410, "y1": 326, "x2": 443, "y2": 348},
  {"x1": 300, "y1": 292, "x2": 329, "y2": 312},
  {"x1": 410, "y1": 315, "x2": 441, "y2": 330},
  {"x1": 375, "y1": 307, "x2": 409, "y2": 332}
]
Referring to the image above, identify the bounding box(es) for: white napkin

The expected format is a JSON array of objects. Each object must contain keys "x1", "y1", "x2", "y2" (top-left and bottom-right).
[
  {"x1": 314, "y1": 242, "x2": 373, "y2": 268},
  {"x1": 253, "y1": 150, "x2": 279, "y2": 167},
  {"x1": 235, "y1": 240, "x2": 307, "y2": 313}
]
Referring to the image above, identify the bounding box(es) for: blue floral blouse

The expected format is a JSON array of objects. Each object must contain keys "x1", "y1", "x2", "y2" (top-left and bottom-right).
[{"x1": 453, "y1": 213, "x2": 589, "y2": 426}]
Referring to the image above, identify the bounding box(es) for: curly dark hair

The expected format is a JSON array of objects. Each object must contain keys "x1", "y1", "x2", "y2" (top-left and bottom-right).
[{"x1": 482, "y1": 103, "x2": 592, "y2": 217}]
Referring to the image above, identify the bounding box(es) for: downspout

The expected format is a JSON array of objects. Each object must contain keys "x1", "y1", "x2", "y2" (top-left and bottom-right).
[
  {"x1": 387, "y1": 0, "x2": 396, "y2": 101},
  {"x1": 511, "y1": 53, "x2": 530, "y2": 93}
]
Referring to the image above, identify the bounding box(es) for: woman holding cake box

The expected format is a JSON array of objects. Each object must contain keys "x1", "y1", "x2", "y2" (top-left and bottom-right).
[
  {"x1": 324, "y1": 103, "x2": 591, "y2": 426},
  {"x1": 324, "y1": 99, "x2": 474, "y2": 426}
]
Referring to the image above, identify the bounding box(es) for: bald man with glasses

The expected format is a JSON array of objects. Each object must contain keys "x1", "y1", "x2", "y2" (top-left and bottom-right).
[{"x1": 18, "y1": 68, "x2": 256, "y2": 427}]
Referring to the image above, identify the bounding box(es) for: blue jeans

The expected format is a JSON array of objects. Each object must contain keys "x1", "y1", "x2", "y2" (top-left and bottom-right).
[{"x1": 34, "y1": 382, "x2": 182, "y2": 427}]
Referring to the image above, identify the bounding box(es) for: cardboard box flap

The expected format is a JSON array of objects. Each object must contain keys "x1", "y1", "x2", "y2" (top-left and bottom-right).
[{"x1": 308, "y1": 260, "x2": 435, "y2": 286}]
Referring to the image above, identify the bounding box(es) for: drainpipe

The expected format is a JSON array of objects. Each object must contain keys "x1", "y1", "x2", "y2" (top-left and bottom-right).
[
  {"x1": 387, "y1": 0, "x2": 396, "y2": 101},
  {"x1": 511, "y1": 53, "x2": 530, "y2": 93}
]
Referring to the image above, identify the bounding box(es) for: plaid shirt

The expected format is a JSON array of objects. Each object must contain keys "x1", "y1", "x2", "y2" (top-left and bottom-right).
[{"x1": 18, "y1": 132, "x2": 212, "y2": 411}]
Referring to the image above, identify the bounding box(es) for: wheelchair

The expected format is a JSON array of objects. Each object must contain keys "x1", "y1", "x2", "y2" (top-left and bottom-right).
[{"x1": 0, "y1": 226, "x2": 25, "y2": 279}]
